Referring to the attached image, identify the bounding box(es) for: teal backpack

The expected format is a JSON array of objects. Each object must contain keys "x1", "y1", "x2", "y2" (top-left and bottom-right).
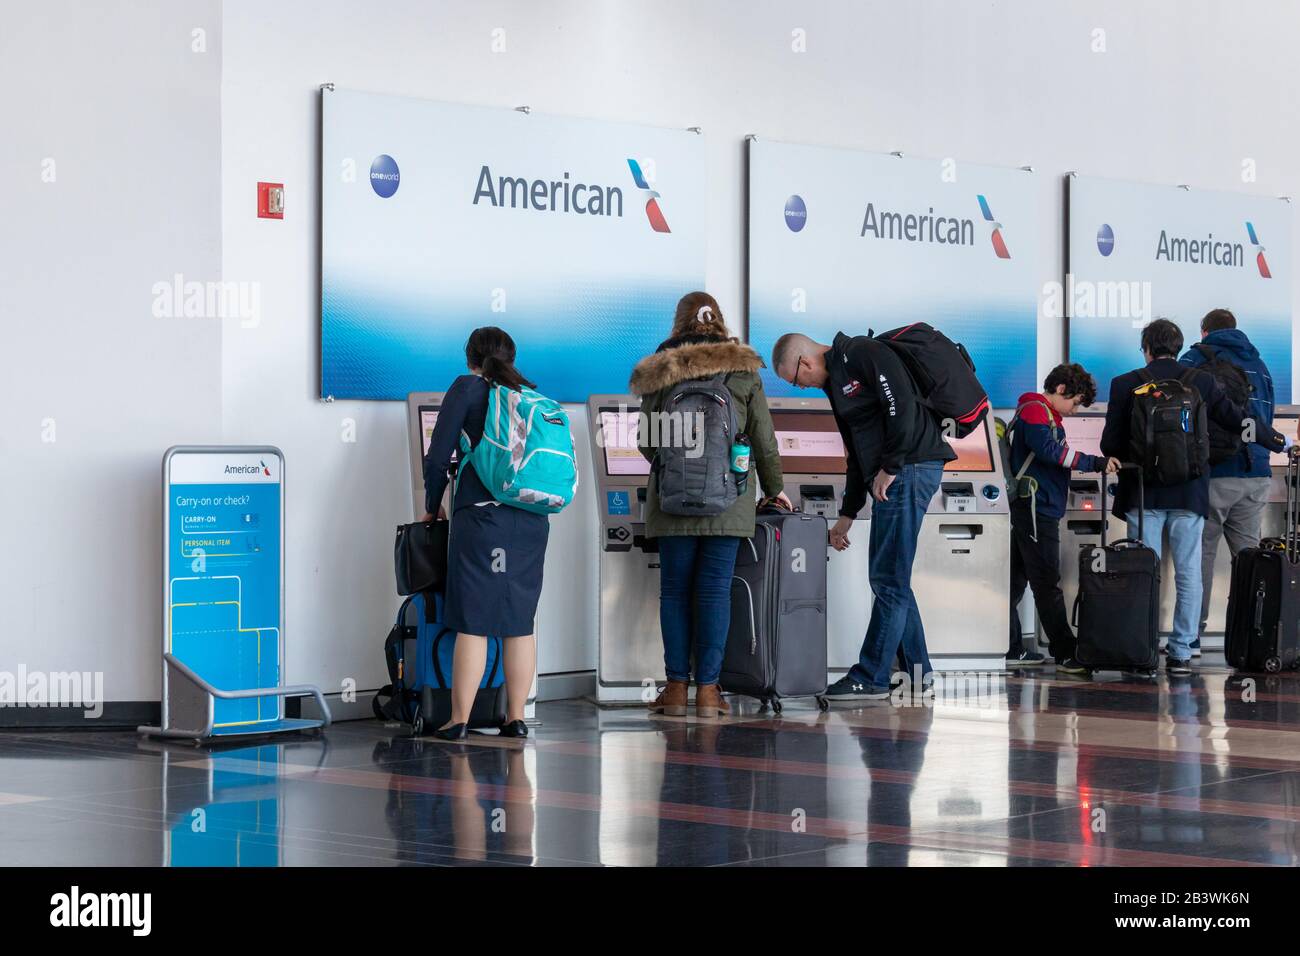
[{"x1": 459, "y1": 383, "x2": 578, "y2": 514}]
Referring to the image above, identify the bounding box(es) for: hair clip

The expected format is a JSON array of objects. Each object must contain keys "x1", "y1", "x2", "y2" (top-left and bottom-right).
[{"x1": 696, "y1": 305, "x2": 713, "y2": 322}]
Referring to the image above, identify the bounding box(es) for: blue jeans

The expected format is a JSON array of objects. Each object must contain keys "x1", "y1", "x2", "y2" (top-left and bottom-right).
[
  {"x1": 850, "y1": 461, "x2": 945, "y2": 690},
  {"x1": 657, "y1": 535, "x2": 742, "y2": 685},
  {"x1": 1126, "y1": 509, "x2": 1204, "y2": 661}
]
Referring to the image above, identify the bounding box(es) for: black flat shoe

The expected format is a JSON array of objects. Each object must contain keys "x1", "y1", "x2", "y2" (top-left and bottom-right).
[
  {"x1": 498, "y1": 719, "x2": 529, "y2": 738},
  {"x1": 432, "y1": 723, "x2": 468, "y2": 740}
]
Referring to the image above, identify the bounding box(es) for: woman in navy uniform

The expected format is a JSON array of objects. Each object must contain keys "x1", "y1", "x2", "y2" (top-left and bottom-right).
[{"x1": 421, "y1": 327, "x2": 550, "y2": 740}]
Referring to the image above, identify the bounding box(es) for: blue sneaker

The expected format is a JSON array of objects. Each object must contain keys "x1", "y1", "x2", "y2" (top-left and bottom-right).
[{"x1": 824, "y1": 675, "x2": 891, "y2": 700}]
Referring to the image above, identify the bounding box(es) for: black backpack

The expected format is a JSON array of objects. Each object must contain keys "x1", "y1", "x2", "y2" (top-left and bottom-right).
[
  {"x1": 1191, "y1": 343, "x2": 1252, "y2": 466},
  {"x1": 872, "y1": 322, "x2": 990, "y2": 438},
  {"x1": 1129, "y1": 369, "x2": 1209, "y2": 486}
]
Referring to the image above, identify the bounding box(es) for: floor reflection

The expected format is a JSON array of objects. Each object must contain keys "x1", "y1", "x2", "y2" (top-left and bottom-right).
[{"x1": 1, "y1": 658, "x2": 1298, "y2": 866}]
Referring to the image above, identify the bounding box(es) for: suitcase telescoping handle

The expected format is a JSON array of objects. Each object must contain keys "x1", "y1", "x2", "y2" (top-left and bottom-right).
[
  {"x1": 1287, "y1": 446, "x2": 1300, "y2": 565},
  {"x1": 1101, "y1": 462, "x2": 1144, "y2": 549}
]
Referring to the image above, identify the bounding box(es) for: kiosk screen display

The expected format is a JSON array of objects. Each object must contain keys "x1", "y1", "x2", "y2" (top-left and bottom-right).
[
  {"x1": 771, "y1": 411, "x2": 847, "y2": 474},
  {"x1": 419, "y1": 407, "x2": 457, "y2": 463},
  {"x1": 599, "y1": 409, "x2": 651, "y2": 477},
  {"x1": 1061, "y1": 415, "x2": 1106, "y2": 460},
  {"x1": 943, "y1": 421, "x2": 995, "y2": 472}
]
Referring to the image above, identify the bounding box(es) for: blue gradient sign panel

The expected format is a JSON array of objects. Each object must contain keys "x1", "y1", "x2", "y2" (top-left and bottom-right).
[
  {"x1": 1068, "y1": 176, "x2": 1292, "y2": 401},
  {"x1": 748, "y1": 139, "x2": 1039, "y2": 405},
  {"x1": 322, "y1": 89, "x2": 706, "y2": 401}
]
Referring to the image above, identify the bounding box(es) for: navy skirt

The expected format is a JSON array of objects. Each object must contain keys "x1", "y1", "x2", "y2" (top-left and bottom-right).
[{"x1": 444, "y1": 502, "x2": 550, "y2": 637}]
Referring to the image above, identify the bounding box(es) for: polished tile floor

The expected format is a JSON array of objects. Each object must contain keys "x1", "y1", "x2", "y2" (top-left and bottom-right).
[{"x1": 2, "y1": 654, "x2": 1300, "y2": 866}]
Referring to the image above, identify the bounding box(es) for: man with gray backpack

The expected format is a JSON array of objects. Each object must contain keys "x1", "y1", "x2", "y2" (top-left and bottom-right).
[{"x1": 1000, "y1": 364, "x2": 1119, "y2": 671}]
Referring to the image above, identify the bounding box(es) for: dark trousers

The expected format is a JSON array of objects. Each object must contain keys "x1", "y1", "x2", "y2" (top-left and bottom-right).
[{"x1": 1008, "y1": 502, "x2": 1075, "y2": 660}]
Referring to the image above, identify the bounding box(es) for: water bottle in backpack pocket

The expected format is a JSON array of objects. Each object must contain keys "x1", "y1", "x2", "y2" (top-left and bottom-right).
[{"x1": 654, "y1": 373, "x2": 741, "y2": 516}]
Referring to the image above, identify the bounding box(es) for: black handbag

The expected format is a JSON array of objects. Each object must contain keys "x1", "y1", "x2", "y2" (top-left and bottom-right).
[{"x1": 394, "y1": 519, "x2": 449, "y2": 595}]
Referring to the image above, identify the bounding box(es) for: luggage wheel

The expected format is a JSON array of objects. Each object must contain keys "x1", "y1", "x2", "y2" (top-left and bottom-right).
[
  {"x1": 770, "y1": 699, "x2": 783, "y2": 716},
  {"x1": 816, "y1": 695, "x2": 829, "y2": 712},
  {"x1": 1265, "y1": 656, "x2": 1282, "y2": 674},
  {"x1": 411, "y1": 714, "x2": 424, "y2": 737}
]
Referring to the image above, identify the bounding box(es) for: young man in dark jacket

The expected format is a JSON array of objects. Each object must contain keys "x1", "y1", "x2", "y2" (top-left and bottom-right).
[
  {"x1": 1178, "y1": 308, "x2": 1285, "y2": 656},
  {"x1": 772, "y1": 331, "x2": 955, "y2": 699},
  {"x1": 1006, "y1": 364, "x2": 1120, "y2": 670},
  {"x1": 1101, "y1": 319, "x2": 1289, "y2": 676}
]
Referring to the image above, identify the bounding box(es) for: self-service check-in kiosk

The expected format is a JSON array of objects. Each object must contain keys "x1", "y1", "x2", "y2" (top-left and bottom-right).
[
  {"x1": 586, "y1": 395, "x2": 664, "y2": 704},
  {"x1": 405, "y1": 392, "x2": 537, "y2": 715},
  {"x1": 912, "y1": 419, "x2": 1011, "y2": 669},
  {"x1": 764, "y1": 397, "x2": 871, "y2": 678}
]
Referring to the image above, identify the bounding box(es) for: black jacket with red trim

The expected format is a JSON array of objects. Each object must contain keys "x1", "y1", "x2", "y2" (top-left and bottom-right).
[
  {"x1": 823, "y1": 331, "x2": 956, "y2": 518},
  {"x1": 1007, "y1": 391, "x2": 1106, "y2": 519}
]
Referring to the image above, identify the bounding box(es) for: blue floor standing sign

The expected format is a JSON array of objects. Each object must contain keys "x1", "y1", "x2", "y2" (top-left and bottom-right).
[{"x1": 139, "y1": 447, "x2": 330, "y2": 740}]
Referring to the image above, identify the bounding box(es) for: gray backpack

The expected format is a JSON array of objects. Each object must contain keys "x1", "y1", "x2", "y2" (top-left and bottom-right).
[{"x1": 655, "y1": 373, "x2": 740, "y2": 516}]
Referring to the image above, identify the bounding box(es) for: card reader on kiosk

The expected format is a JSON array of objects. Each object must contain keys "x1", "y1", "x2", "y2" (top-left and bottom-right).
[
  {"x1": 405, "y1": 392, "x2": 537, "y2": 715},
  {"x1": 586, "y1": 395, "x2": 665, "y2": 704}
]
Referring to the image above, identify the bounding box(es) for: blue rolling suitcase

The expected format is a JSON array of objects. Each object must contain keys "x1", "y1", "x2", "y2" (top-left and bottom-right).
[{"x1": 373, "y1": 592, "x2": 507, "y2": 733}]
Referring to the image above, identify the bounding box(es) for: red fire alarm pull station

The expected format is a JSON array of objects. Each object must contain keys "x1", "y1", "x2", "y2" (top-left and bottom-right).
[{"x1": 258, "y1": 182, "x2": 284, "y2": 219}]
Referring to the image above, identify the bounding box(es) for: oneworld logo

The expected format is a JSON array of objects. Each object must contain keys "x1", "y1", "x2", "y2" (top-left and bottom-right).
[
  {"x1": 1247, "y1": 221, "x2": 1271, "y2": 278},
  {"x1": 1097, "y1": 223, "x2": 1115, "y2": 256},
  {"x1": 627, "y1": 159, "x2": 670, "y2": 233},
  {"x1": 370, "y1": 154, "x2": 400, "y2": 198},
  {"x1": 784, "y1": 194, "x2": 807, "y2": 232}
]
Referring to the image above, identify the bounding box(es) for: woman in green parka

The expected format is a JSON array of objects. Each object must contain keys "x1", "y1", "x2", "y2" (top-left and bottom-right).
[{"x1": 629, "y1": 291, "x2": 788, "y2": 718}]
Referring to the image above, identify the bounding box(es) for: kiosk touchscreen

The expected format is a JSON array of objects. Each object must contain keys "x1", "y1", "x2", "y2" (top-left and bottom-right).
[{"x1": 587, "y1": 396, "x2": 664, "y2": 703}]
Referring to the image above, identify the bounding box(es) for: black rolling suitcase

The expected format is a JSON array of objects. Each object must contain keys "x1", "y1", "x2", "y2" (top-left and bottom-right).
[
  {"x1": 1224, "y1": 449, "x2": 1300, "y2": 673},
  {"x1": 721, "y1": 503, "x2": 829, "y2": 714},
  {"x1": 1073, "y1": 465, "x2": 1161, "y2": 674}
]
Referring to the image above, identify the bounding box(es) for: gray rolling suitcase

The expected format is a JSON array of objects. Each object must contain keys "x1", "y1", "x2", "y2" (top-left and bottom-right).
[{"x1": 721, "y1": 505, "x2": 829, "y2": 714}]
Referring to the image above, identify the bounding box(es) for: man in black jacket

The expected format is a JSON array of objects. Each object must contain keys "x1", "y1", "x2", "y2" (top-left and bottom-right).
[
  {"x1": 1100, "y1": 318, "x2": 1289, "y2": 676},
  {"x1": 772, "y1": 331, "x2": 956, "y2": 699}
]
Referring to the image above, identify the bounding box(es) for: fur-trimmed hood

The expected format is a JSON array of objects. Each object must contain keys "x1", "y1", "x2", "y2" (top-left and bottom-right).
[{"x1": 629, "y1": 339, "x2": 764, "y2": 395}]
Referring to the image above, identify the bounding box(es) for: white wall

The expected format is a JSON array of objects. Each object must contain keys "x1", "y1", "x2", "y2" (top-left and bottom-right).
[
  {"x1": 0, "y1": 0, "x2": 223, "y2": 704},
  {"x1": 217, "y1": 0, "x2": 1300, "y2": 695},
  {"x1": 7, "y1": 1, "x2": 1299, "y2": 706}
]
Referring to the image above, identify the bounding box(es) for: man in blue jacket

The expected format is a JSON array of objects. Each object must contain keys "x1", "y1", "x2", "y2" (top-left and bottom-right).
[
  {"x1": 1179, "y1": 308, "x2": 1286, "y2": 656},
  {"x1": 1101, "y1": 319, "x2": 1290, "y2": 676},
  {"x1": 1006, "y1": 364, "x2": 1119, "y2": 671}
]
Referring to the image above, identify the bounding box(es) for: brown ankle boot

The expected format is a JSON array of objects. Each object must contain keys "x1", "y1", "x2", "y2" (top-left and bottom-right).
[
  {"x1": 694, "y1": 683, "x2": 730, "y2": 718},
  {"x1": 649, "y1": 679, "x2": 689, "y2": 716}
]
